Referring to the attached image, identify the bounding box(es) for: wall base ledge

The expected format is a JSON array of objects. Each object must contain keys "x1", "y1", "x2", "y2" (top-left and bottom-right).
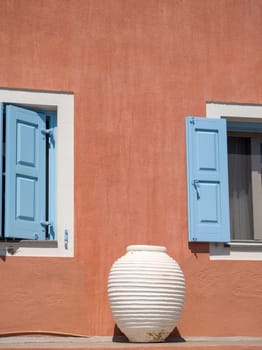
[{"x1": 0, "y1": 335, "x2": 262, "y2": 349}]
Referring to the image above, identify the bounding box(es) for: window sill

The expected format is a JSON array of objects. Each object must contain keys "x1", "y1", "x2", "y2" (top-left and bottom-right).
[
  {"x1": 210, "y1": 242, "x2": 262, "y2": 261},
  {"x1": 0, "y1": 240, "x2": 73, "y2": 257},
  {"x1": 226, "y1": 241, "x2": 262, "y2": 247}
]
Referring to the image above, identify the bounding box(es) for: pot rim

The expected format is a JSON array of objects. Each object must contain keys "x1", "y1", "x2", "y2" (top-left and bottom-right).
[{"x1": 127, "y1": 245, "x2": 167, "y2": 252}]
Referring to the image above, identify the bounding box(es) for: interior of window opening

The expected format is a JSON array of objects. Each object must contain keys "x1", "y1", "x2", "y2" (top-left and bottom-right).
[{"x1": 227, "y1": 129, "x2": 262, "y2": 242}]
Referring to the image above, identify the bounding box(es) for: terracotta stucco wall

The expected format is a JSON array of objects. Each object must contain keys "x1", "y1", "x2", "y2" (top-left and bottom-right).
[{"x1": 0, "y1": 0, "x2": 261, "y2": 337}]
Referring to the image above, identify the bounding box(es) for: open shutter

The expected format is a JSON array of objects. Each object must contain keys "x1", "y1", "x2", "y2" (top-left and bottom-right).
[
  {"x1": 186, "y1": 117, "x2": 230, "y2": 242},
  {"x1": 5, "y1": 105, "x2": 47, "y2": 240},
  {"x1": 0, "y1": 104, "x2": 3, "y2": 236}
]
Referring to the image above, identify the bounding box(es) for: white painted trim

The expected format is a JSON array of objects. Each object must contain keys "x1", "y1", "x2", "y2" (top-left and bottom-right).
[
  {"x1": 206, "y1": 102, "x2": 262, "y2": 119},
  {"x1": 210, "y1": 243, "x2": 262, "y2": 261},
  {"x1": 228, "y1": 242, "x2": 262, "y2": 247},
  {"x1": 0, "y1": 89, "x2": 74, "y2": 257},
  {"x1": 206, "y1": 102, "x2": 262, "y2": 261}
]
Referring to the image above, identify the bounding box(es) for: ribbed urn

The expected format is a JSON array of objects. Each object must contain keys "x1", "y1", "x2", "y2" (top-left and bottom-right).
[{"x1": 107, "y1": 245, "x2": 185, "y2": 342}]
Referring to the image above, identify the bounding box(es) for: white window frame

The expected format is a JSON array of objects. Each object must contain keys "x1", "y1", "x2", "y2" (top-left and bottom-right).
[
  {"x1": 207, "y1": 102, "x2": 262, "y2": 261},
  {"x1": 0, "y1": 88, "x2": 74, "y2": 257}
]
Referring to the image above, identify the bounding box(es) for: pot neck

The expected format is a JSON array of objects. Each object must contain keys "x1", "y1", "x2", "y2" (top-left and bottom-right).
[{"x1": 127, "y1": 245, "x2": 167, "y2": 253}]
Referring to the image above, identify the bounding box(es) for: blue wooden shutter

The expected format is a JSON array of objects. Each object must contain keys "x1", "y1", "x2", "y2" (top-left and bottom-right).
[
  {"x1": 0, "y1": 104, "x2": 3, "y2": 236},
  {"x1": 5, "y1": 105, "x2": 47, "y2": 240},
  {"x1": 186, "y1": 117, "x2": 230, "y2": 242}
]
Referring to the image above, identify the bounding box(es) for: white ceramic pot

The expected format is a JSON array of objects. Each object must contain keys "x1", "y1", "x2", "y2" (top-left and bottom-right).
[{"x1": 108, "y1": 245, "x2": 185, "y2": 342}]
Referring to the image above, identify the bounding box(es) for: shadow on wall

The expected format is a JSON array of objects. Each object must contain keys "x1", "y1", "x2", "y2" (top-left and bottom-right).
[{"x1": 188, "y1": 242, "x2": 209, "y2": 257}]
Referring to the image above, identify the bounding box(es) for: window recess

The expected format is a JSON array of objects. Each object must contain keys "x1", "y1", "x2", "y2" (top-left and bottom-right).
[{"x1": 227, "y1": 122, "x2": 262, "y2": 242}]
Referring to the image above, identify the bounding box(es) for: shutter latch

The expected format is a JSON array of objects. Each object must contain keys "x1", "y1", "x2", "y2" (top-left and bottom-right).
[
  {"x1": 64, "y1": 229, "x2": 68, "y2": 249},
  {"x1": 192, "y1": 180, "x2": 200, "y2": 199},
  {"x1": 40, "y1": 221, "x2": 53, "y2": 238},
  {"x1": 41, "y1": 128, "x2": 54, "y2": 136},
  {"x1": 40, "y1": 221, "x2": 53, "y2": 227}
]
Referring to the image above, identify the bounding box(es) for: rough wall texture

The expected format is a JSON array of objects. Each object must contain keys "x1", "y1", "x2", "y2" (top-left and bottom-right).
[{"x1": 0, "y1": 0, "x2": 261, "y2": 337}]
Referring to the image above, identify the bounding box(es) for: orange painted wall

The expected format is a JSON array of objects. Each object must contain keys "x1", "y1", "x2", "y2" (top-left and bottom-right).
[{"x1": 0, "y1": 0, "x2": 261, "y2": 337}]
